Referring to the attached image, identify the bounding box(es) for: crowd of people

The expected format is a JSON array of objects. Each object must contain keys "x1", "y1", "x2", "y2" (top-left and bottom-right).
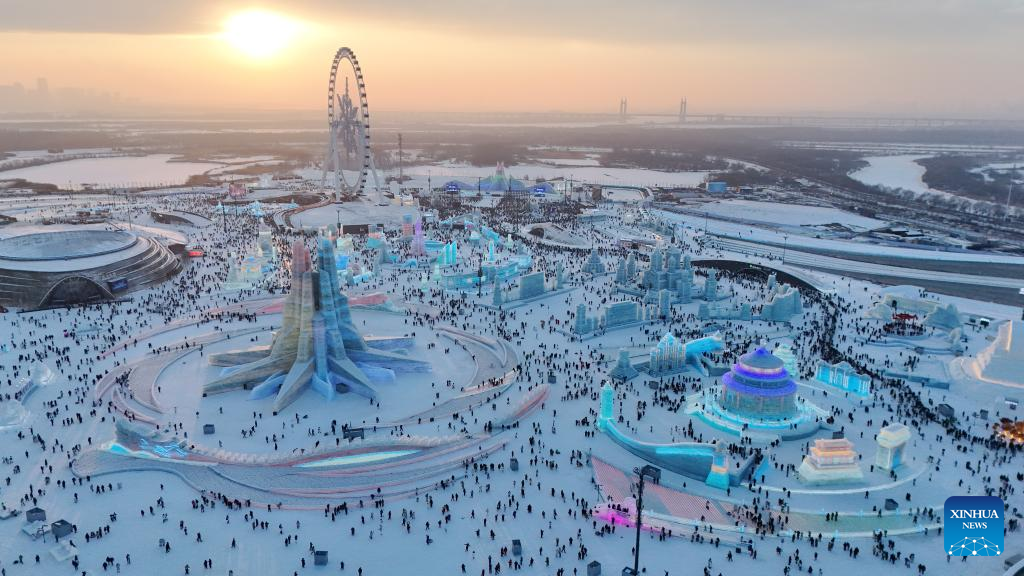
[{"x1": 0, "y1": 195, "x2": 1019, "y2": 576}]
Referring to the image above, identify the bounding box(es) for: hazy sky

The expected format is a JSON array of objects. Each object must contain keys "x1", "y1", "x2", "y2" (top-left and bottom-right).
[{"x1": 1, "y1": 0, "x2": 1023, "y2": 117}]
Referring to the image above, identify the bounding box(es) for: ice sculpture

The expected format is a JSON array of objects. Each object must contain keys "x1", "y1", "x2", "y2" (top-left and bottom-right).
[{"x1": 205, "y1": 239, "x2": 431, "y2": 413}]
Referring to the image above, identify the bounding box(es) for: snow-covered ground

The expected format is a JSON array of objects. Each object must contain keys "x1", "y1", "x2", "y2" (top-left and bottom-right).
[
  {"x1": 535, "y1": 157, "x2": 602, "y2": 167},
  {"x1": 848, "y1": 155, "x2": 946, "y2": 197},
  {"x1": 0, "y1": 154, "x2": 221, "y2": 190},
  {"x1": 700, "y1": 199, "x2": 885, "y2": 229},
  {"x1": 0, "y1": 178, "x2": 1021, "y2": 576},
  {"x1": 399, "y1": 161, "x2": 709, "y2": 188},
  {"x1": 970, "y1": 161, "x2": 1024, "y2": 183}
]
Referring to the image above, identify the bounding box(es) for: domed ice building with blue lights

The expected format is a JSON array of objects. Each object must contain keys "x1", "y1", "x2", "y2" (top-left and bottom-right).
[{"x1": 719, "y1": 347, "x2": 798, "y2": 420}]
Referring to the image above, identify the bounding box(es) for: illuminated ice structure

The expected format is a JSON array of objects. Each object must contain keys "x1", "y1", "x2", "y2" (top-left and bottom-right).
[
  {"x1": 0, "y1": 362, "x2": 51, "y2": 428},
  {"x1": 608, "y1": 349, "x2": 639, "y2": 381},
  {"x1": 614, "y1": 253, "x2": 638, "y2": 285},
  {"x1": 695, "y1": 346, "x2": 823, "y2": 440},
  {"x1": 704, "y1": 444, "x2": 733, "y2": 490},
  {"x1": 109, "y1": 419, "x2": 190, "y2": 460},
  {"x1": 704, "y1": 269, "x2": 718, "y2": 301},
  {"x1": 492, "y1": 283, "x2": 505, "y2": 306},
  {"x1": 635, "y1": 332, "x2": 724, "y2": 377},
  {"x1": 0, "y1": 400, "x2": 30, "y2": 429},
  {"x1": 597, "y1": 382, "x2": 752, "y2": 490},
  {"x1": 815, "y1": 359, "x2": 872, "y2": 398},
  {"x1": 637, "y1": 246, "x2": 701, "y2": 302},
  {"x1": 410, "y1": 218, "x2": 426, "y2": 257},
  {"x1": 583, "y1": 248, "x2": 605, "y2": 275},
  {"x1": 760, "y1": 284, "x2": 802, "y2": 322},
  {"x1": 875, "y1": 423, "x2": 911, "y2": 471},
  {"x1": 719, "y1": 347, "x2": 798, "y2": 420},
  {"x1": 773, "y1": 343, "x2": 799, "y2": 380},
  {"x1": 638, "y1": 215, "x2": 676, "y2": 237},
  {"x1": 214, "y1": 200, "x2": 264, "y2": 217},
  {"x1": 224, "y1": 254, "x2": 265, "y2": 290},
  {"x1": 479, "y1": 225, "x2": 502, "y2": 248},
  {"x1": 924, "y1": 303, "x2": 962, "y2": 331},
  {"x1": 606, "y1": 301, "x2": 639, "y2": 328},
  {"x1": 597, "y1": 382, "x2": 615, "y2": 430},
  {"x1": 648, "y1": 332, "x2": 687, "y2": 375},
  {"x1": 698, "y1": 301, "x2": 752, "y2": 321},
  {"x1": 574, "y1": 304, "x2": 592, "y2": 334},
  {"x1": 436, "y1": 241, "x2": 458, "y2": 266},
  {"x1": 15, "y1": 361, "x2": 56, "y2": 400},
  {"x1": 698, "y1": 282, "x2": 801, "y2": 323},
  {"x1": 206, "y1": 239, "x2": 430, "y2": 413},
  {"x1": 375, "y1": 240, "x2": 398, "y2": 266},
  {"x1": 797, "y1": 437, "x2": 864, "y2": 484},
  {"x1": 440, "y1": 251, "x2": 532, "y2": 292},
  {"x1": 490, "y1": 268, "x2": 564, "y2": 305},
  {"x1": 517, "y1": 272, "x2": 546, "y2": 299},
  {"x1": 572, "y1": 301, "x2": 641, "y2": 335},
  {"x1": 960, "y1": 319, "x2": 1024, "y2": 388},
  {"x1": 224, "y1": 228, "x2": 277, "y2": 290},
  {"x1": 867, "y1": 290, "x2": 963, "y2": 332}
]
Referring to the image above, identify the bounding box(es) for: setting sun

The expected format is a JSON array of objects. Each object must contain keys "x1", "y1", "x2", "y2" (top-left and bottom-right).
[{"x1": 221, "y1": 10, "x2": 300, "y2": 60}]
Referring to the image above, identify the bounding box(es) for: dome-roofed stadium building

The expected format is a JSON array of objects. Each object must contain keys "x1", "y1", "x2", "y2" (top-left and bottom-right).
[{"x1": 0, "y1": 229, "x2": 182, "y2": 309}]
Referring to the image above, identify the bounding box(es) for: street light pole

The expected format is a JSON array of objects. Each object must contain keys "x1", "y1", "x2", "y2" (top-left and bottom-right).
[
  {"x1": 632, "y1": 471, "x2": 645, "y2": 575},
  {"x1": 125, "y1": 190, "x2": 133, "y2": 231},
  {"x1": 629, "y1": 465, "x2": 660, "y2": 575},
  {"x1": 1006, "y1": 165, "x2": 1016, "y2": 220},
  {"x1": 782, "y1": 235, "x2": 789, "y2": 266}
]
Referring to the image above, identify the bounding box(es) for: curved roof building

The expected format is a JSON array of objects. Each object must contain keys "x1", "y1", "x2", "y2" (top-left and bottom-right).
[
  {"x1": 719, "y1": 347, "x2": 798, "y2": 420},
  {"x1": 0, "y1": 230, "x2": 181, "y2": 309}
]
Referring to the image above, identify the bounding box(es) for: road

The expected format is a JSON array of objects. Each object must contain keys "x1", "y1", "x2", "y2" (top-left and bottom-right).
[{"x1": 707, "y1": 235, "x2": 1024, "y2": 305}]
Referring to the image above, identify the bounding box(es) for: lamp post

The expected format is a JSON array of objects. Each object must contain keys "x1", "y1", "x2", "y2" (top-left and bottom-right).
[
  {"x1": 782, "y1": 235, "x2": 789, "y2": 266},
  {"x1": 626, "y1": 464, "x2": 661, "y2": 576},
  {"x1": 1006, "y1": 165, "x2": 1016, "y2": 221}
]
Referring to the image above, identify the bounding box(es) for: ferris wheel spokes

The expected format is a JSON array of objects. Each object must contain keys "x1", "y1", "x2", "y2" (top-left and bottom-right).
[{"x1": 321, "y1": 47, "x2": 384, "y2": 205}]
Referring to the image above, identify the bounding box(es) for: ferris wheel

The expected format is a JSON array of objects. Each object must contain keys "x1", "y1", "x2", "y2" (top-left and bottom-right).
[{"x1": 322, "y1": 47, "x2": 383, "y2": 204}]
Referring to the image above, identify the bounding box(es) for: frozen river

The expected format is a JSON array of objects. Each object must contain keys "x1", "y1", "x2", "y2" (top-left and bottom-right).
[
  {"x1": 847, "y1": 154, "x2": 944, "y2": 196},
  {"x1": 0, "y1": 154, "x2": 221, "y2": 190}
]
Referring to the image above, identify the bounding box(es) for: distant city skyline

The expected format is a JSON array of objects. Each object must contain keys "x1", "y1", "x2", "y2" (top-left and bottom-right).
[
  {"x1": 1, "y1": 1, "x2": 1023, "y2": 119},
  {"x1": 0, "y1": 77, "x2": 138, "y2": 116}
]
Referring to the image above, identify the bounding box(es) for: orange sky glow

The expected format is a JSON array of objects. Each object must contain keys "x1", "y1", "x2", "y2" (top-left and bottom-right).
[{"x1": 1, "y1": 1, "x2": 1022, "y2": 117}]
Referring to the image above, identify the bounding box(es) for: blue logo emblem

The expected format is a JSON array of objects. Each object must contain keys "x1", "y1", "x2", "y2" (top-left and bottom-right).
[{"x1": 944, "y1": 496, "x2": 1003, "y2": 557}]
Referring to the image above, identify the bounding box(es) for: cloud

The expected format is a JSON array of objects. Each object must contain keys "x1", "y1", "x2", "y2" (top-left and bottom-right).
[
  {"x1": 0, "y1": 1, "x2": 214, "y2": 34},
  {"x1": 1, "y1": 0, "x2": 1022, "y2": 49}
]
